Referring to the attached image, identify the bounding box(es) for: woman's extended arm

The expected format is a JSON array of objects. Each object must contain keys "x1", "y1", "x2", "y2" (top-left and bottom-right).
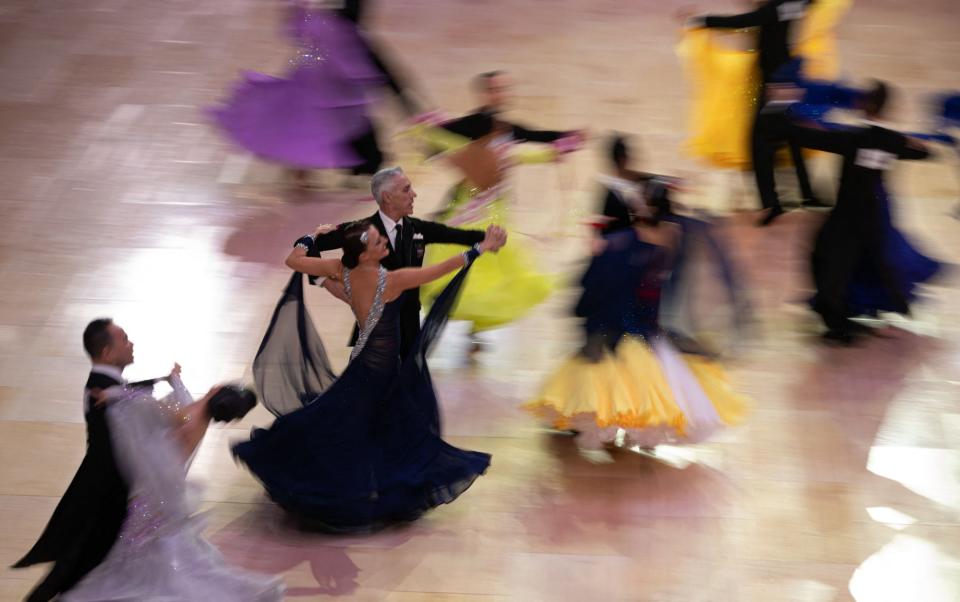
[{"x1": 385, "y1": 225, "x2": 506, "y2": 298}]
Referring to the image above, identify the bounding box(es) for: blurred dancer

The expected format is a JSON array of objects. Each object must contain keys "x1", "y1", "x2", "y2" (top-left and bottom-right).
[
  {"x1": 593, "y1": 135, "x2": 750, "y2": 345},
  {"x1": 403, "y1": 72, "x2": 584, "y2": 353},
  {"x1": 334, "y1": 0, "x2": 424, "y2": 115},
  {"x1": 525, "y1": 184, "x2": 749, "y2": 461},
  {"x1": 436, "y1": 72, "x2": 577, "y2": 147},
  {"x1": 210, "y1": 1, "x2": 423, "y2": 188},
  {"x1": 791, "y1": 82, "x2": 941, "y2": 344},
  {"x1": 927, "y1": 93, "x2": 960, "y2": 218},
  {"x1": 680, "y1": 0, "x2": 852, "y2": 224},
  {"x1": 15, "y1": 320, "x2": 278, "y2": 601},
  {"x1": 596, "y1": 135, "x2": 682, "y2": 234},
  {"x1": 14, "y1": 319, "x2": 135, "y2": 601},
  {"x1": 60, "y1": 378, "x2": 281, "y2": 602}
]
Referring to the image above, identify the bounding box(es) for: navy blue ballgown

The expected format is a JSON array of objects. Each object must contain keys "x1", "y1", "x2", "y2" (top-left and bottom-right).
[
  {"x1": 843, "y1": 185, "x2": 941, "y2": 316},
  {"x1": 233, "y1": 265, "x2": 490, "y2": 532}
]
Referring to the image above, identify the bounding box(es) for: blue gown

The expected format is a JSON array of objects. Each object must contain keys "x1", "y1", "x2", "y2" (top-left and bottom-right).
[
  {"x1": 804, "y1": 182, "x2": 941, "y2": 319},
  {"x1": 233, "y1": 265, "x2": 490, "y2": 532},
  {"x1": 844, "y1": 185, "x2": 942, "y2": 316}
]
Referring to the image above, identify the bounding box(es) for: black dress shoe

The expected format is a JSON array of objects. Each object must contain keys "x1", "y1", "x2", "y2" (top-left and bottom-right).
[{"x1": 758, "y1": 206, "x2": 785, "y2": 227}]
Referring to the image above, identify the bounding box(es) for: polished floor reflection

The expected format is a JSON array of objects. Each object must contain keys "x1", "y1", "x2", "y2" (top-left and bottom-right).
[{"x1": 1, "y1": 0, "x2": 959, "y2": 600}]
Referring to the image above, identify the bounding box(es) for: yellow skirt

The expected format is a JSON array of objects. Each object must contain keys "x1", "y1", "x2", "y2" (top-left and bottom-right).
[
  {"x1": 677, "y1": 0, "x2": 853, "y2": 170},
  {"x1": 525, "y1": 336, "x2": 749, "y2": 447},
  {"x1": 420, "y1": 195, "x2": 554, "y2": 332}
]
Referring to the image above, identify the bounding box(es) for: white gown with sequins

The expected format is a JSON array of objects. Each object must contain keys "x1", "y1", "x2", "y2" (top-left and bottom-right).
[{"x1": 62, "y1": 377, "x2": 285, "y2": 602}]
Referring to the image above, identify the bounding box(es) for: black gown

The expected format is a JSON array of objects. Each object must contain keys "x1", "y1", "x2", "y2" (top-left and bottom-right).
[{"x1": 234, "y1": 264, "x2": 490, "y2": 532}]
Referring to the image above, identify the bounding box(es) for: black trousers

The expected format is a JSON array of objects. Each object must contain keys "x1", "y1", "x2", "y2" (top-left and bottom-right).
[
  {"x1": 358, "y1": 33, "x2": 420, "y2": 115},
  {"x1": 751, "y1": 101, "x2": 817, "y2": 210},
  {"x1": 345, "y1": 33, "x2": 422, "y2": 176}
]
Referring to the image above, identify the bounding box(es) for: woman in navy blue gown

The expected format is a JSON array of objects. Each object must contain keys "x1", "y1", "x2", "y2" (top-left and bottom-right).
[{"x1": 234, "y1": 221, "x2": 506, "y2": 532}]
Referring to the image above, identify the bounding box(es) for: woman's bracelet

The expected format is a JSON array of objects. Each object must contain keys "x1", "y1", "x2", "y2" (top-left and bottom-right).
[
  {"x1": 294, "y1": 234, "x2": 315, "y2": 250},
  {"x1": 462, "y1": 243, "x2": 483, "y2": 264}
]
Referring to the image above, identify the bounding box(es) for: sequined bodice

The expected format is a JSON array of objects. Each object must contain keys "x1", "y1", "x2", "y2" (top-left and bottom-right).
[
  {"x1": 343, "y1": 266, "x2": 402, "y2": 372},
  {"x1": 287, "y1": 4, "x2": 339, "y2": 59}
]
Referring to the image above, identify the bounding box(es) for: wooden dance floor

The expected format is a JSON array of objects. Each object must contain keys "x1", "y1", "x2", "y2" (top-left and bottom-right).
[{"x1": 1, "y1": 0, "x2": 959, "y2": 599}]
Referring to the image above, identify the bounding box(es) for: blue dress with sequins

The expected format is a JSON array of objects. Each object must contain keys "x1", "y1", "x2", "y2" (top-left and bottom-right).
[{"x1": 233, "y1": 265, "x2": 490, "y2": 532}]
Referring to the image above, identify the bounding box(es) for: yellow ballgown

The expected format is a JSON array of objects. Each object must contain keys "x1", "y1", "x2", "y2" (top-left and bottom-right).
[
  {"x1": 678, "y1": 0, "x2": 853, "y2": 169},
  {"x1": 525, "y1": 336, "x2": 749, "y2": 447},
  {"x1": 523, "y1": 230, "x2": 749, "y2": 448}
]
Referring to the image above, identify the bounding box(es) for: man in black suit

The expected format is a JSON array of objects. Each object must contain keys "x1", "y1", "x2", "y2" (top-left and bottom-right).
[
  {"x1": 15, "y1": 320, "x2": 226, "y2": 600},
  {"x1": 685, "y1": 0, "x2": 824, "y2": 225},
  {"x1": 14, "y1": 319, "x2": 134, "y2": 601},
  {"x1": 790, "y1": 81, "x2": 932, "y2": 343},
  {"x1": 439, "y1": 71, "x2": 576, "y2": 145},
  {"x1": 306, "y1": 166, "x2": 490, "y2": 358}
]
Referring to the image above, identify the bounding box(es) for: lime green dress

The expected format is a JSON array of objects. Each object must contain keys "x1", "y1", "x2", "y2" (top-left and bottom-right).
[{"x1": 405, "y1": 124, "x2": 557, "y2": 332}]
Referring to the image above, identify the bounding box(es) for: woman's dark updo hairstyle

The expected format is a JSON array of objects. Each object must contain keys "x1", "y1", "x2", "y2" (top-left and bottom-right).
[{"x1": 341, "y1": 220, "x2": 374, "y2": 269}]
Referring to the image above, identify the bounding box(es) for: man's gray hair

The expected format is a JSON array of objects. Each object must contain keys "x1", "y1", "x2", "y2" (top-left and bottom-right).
[{"x1": 370, "y1": 167, "x2": 405, "y2": 204}]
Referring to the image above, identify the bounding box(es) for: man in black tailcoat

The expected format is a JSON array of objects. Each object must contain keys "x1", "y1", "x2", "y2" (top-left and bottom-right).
[
  {"x1": 789, "y1": 82, "x2": 932, "y2": 343},
  {"x1": 305, "y1": 167, "x2": 490, "y2": 358},
  {"x1": 13, "y1": 319, "x2": 134, "y2": 601}
]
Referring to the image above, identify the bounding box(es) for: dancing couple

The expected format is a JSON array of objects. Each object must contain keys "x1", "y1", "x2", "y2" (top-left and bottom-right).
[
  {"x1": 210, "y1": 0, "x2": 424, "y2": 188},
  {"x1": 233, "y1": 193, "x2": 508, "y2": 531},
  {"x1": 14, "y1": 319, "x2": 283, "y2": 601},
  {"x1": 527, "y1": 154, "x2": 751, "y2": 461},
  {"x1": 789, "y1": 81, "x2": 944, "y2": 344}
]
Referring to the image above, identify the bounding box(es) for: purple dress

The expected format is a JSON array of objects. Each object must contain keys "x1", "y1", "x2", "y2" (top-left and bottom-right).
[{"x1": 209, "y1": 3, "x2": 385, "y2": 169}]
